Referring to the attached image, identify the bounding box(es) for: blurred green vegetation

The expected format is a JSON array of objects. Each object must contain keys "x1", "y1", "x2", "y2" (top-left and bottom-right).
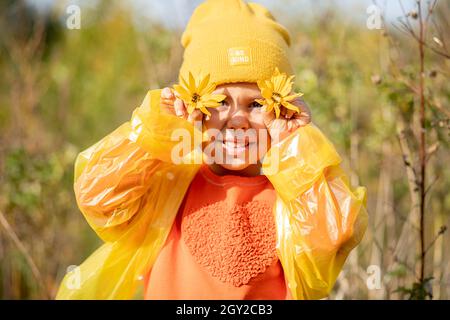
[{"x1": 0, "y1": 0, "x2": 448, "y2": 299}]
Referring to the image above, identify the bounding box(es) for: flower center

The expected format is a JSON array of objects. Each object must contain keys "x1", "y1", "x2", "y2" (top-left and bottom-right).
[
  {"x1": 191, "y1": 93, "x2": 200, "y2": 103},
  {"x1": 272, "y1": 92, "x2": 282, "y2": 103}
]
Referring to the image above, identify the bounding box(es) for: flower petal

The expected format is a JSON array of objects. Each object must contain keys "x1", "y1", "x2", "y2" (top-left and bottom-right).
[
  {"x1": 255, "y1": 99, "x2": 266, "y2": 106},
  {"x1": 187, "y1": 103, "x2": 196, "y2": 114},
  {"x1": 274, "y1": 104, "x2": 281, "y2": 118},
  {"x1": 203, "y1": 82, "x2": 217, "y2": 95},
  {"x1": 197, "y1": 74, "x2": 211, "y2": 94},
  {"x1": 202, "y1": 94, "x2": 226, "y2": 103},
  {"x1": 179, "y1": 75, "x2": 190, "y2": 90},
  {"x1": 173, "y1": 84, "x2": 191, "y2": 100},
  {"x1": 261, "y1": 87, "x2": 273, "y2": 99},
  {"x1": 198, "y1": 103, "x2": 211, "y2": 116},
  {"x1": 273, "y1": 75, "x2": 284, "y2": 92},
  {"x1": 265, "y1": 79, "x2": 274, "y2": 91},
  {"x1": 284, "y1": 92, "x2": 303, "y2": 101},
  {"x1": 281, "y1": 100, "x2": 300, "y2": 112},
  {"x1": 257, "y1": 80, "x2": 266, "y2": 91},
  {"x1": 188, "y1": 72, "x2": 196, "y2": 90},
  {"x1": 274, "y1": 67, "x2": 281, "y2": 76},
  {"x1": 280, "y1": 81, "x2": 293, "y2": 96},
  {"x1": 265, "y1": 103, "x2": 274, "y2": 113},
  {"x1": 203, "y1": 101, "x2": 220, "y2": 108}
]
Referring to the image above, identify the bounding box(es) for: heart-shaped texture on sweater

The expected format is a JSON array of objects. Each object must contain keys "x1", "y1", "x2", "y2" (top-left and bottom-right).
[{"x1": 182, "y1": 200, "x2": 278, "y2": 287}]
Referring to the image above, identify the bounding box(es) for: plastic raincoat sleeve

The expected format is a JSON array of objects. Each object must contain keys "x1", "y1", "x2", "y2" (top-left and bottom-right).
[
  {"x1": 56, "y1": 89, "x2": 201, "y2": 299},
  {"x1": 262, "y1": 123, "x2": 368, "y2": 300}
]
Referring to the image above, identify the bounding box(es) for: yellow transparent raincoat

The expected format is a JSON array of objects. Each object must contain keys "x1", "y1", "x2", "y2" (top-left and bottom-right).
[{"x1": 56, "y1": 89, "x2": 368, "y2": 300}]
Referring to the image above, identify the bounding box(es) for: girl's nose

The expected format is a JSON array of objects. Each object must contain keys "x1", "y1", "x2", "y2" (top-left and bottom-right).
[{"x1": 226, "y1": 108, "x2": 250, "y2": 130}]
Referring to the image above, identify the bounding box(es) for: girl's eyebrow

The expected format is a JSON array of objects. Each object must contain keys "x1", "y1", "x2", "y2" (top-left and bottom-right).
[{"x1": 247, "y1": 94, "x2": 263, "y2": 100}]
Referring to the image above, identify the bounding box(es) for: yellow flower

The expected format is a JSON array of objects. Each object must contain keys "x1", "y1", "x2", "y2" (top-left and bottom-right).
[
  {"x1": 173, "y1": 72, "x2": 226, "y2": 117},
  {"x1": 256, "y1": 67, "x2": 304, "y2": 118}
]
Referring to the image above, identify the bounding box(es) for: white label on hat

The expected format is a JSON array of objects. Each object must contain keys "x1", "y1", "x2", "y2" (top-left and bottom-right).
[{"x1": 228, "y1": 47, "x2": 252, "y2": 66}]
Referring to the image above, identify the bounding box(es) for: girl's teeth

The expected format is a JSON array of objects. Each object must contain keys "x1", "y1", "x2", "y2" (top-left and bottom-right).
[{"x1": 224, "y1": 141, "x2": 247, "y2": 148}]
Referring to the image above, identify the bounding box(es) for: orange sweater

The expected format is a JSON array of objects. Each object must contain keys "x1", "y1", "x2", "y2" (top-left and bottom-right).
[{"x1": 144, "y1": 164, "x2": 290, "y2": 299}]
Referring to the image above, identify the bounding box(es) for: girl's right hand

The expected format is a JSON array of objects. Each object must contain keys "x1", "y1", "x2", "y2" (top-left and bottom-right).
[{"x1": 160, "y1": 87, "x2": 203, "y2": 124}]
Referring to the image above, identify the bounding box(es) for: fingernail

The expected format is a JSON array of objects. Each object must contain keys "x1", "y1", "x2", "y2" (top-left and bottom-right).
[{"x1": 162, "y1": 88, "x2": 172, "y2": 98}]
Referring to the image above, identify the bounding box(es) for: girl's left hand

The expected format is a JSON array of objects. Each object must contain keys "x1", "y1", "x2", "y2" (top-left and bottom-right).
[{"x1": 262, "y1": 96, "x2": 312, "y2": 142}]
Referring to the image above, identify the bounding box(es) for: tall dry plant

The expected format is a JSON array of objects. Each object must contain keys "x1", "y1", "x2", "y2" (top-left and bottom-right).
[{"x1": 378, "y1": 0, "x2": 449, "y2": 299}]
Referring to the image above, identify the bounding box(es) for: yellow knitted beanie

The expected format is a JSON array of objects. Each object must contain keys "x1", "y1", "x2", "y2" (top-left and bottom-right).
[{"x1": 178, "y1": 0, "x2": 294, "y2": 86}]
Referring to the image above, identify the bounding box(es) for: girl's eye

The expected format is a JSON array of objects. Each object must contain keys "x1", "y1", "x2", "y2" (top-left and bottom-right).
[
  {"x1": 219, "y1": 100, "x2": 228, "y2": 106},
  {"x1": 250, "y1": 101, "x2": 263, "y2": 108}
]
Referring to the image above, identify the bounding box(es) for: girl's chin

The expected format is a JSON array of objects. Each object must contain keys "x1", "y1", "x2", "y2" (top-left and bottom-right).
[
  {"x1": 219, "y1": 162, "x2": 251, "y2": 171},
  {"x1": 212, "y1": 162, "x2": 264, "y2": 177}
]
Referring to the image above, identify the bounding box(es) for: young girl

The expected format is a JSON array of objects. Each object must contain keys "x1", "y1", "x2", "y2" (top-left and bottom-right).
[{"x1": 56, "y1": 0, "x2": 367, "y2": 300}]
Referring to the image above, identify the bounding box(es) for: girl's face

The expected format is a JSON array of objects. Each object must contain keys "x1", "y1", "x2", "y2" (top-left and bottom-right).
[{"x1": 202, "y1": 82, "x2": 270, "y2": 176}]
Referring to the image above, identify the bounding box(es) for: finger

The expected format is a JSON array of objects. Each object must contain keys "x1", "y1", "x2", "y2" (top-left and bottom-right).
[
  {"x1": 160, "y1": 87, "x2": 176, "y2": 116},
  {"x1": 292, "y1": 118, "x2": 309, "y2": 128},
  {"x1": 160, "y1": 100, "x2": 175, "y2": 115},
  {"x1": 161, "y1": 87, "x2": 175, "y2": 100},
  {"x1": 160, "y1": 101, "x2": 173, "y2": 109},
  {"x1": 174, "y1": 98, "x2": 186, "y2": 118},
  {"x1": 161, "y1": 107, "x2": 175, "y2": 116},
  {"x1": 292, "y1": 111, "x2": 311, "y2": 127},
  {"x1": 161, "y1": 98, "x2": 174, "y2": 107},
  {"x1": 286, "y1": 108, "x2": 295, "y2": 119},
  {"x1": 297, "y1": 108, "x2": 311, "y2": 125},
  {"x1": 297, "y1": 99, "x2": 312, "y2": 122},
  {"x1": 187, "y1": 109, "x2": 203, "y2": 124},
  {"x1": 261, "y1": 106, "x2": 275, "y2": 128}
]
